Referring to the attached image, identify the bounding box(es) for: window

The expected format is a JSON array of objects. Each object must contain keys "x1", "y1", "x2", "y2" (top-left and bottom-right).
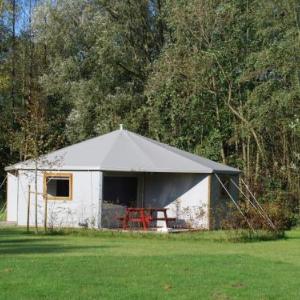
[{"x1": 44, "y1": 173, "x2": 73, "y2": 200}]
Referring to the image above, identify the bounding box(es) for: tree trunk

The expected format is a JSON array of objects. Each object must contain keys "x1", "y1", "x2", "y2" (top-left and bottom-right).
[
  {"x1": 254, "y1": 150, "x2": 260, "y2": 189},
  {"x1": 28, "y1": 0, "x2": 33, "y2": 107},
  {"x1": 11, "y1": 0, "x2": 16, "y2": 107},
  {"x1": 27, "y1": 184, "x2": 31, "y2": 232},
  {"x1": 225, "y1": 84, "x2": 265, "y2": 164},
  {"x1": 215, "y1": 101, "x2": 226, "y2": 164},
  {"x1": 247, "y1": 135, "x2": 250, "y2": 179},
  {"x1": 212, "y1": 76, "x2": 226, "y2": 163},
  {"x1": 157, "y1": 0, "x2": 164, "y2": 48},
  {"x1": 34, "y1": 160, "x2": 38, "y2": 233},
  {"x1": 44, "y1": 184, "x2": 48, "y2": 232}
]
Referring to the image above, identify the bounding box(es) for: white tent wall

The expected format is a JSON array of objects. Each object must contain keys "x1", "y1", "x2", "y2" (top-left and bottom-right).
[
  {"x1": 7, "y1": 170, "x2": 101, "y2": 228},
  {"x1": 6, "y1": 172, "x2": 19, "y2": 222},
  {"x1": 7, "y1": 169, "x2": 240, "y2": 230},
  {"x1": 144, "y1": 173, "x2": 210, "y2": 229}
]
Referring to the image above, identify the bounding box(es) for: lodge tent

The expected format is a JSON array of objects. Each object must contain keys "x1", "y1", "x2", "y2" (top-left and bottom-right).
[{"x1": 5, "y1": 128, "x2": 240, "y2": 229}]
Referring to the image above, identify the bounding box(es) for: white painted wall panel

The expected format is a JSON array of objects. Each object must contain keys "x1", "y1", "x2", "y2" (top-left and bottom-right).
[
  {"x1": 15, "y1": 170, "x2": 101, "y2": 228},
  {"x1": 144, "y1": 173, "x2": 209, "y2": 229},
  {"x1": 6, "y1": 172, "x2": 18, "y2": 222}
]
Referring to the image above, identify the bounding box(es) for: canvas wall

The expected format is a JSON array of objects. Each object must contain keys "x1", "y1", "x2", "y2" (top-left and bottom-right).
[
  {"x1": 7, "y1": 170, "x2": 101, "y2": 228},
  {"x1": 144, "y1": 173, "x2": 210, "y2": 229},
  {"x1": 6, "y1": 172, "x2": 18, "y2": 222},
  {"x1": 7, "y1": 170, "x2": 239, "y2": 230}
]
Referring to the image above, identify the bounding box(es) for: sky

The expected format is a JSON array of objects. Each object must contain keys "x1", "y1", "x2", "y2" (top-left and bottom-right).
[
  {"x1": 2, "y1": 0, "x2": 40, "y2": 35},
  {"x1": 16, "y1": 0, "x2": 35, "y2": 34}
]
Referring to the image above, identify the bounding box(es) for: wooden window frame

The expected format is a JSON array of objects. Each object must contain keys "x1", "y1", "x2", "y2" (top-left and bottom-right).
[{"x1": 43, "y1": 173, "x2": 73, "y2": 201}]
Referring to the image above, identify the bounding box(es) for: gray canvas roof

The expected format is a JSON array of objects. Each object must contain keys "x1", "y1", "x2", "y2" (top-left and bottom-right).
[{"x1": 5, "y1": 129, "x2": 240, "y2": 174}]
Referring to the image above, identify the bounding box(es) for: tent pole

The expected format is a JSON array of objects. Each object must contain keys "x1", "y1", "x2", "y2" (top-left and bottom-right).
[
  {"x1": 44, "y1": 190, "x2": 48, "y2": 232},
  {"x1": 16, "y1": 170, "x2": 19, "y2": 224},
  {"x1": 98, "y1": 171, "x2": 103, "y2": 229},
  {"x1": 27, "y1": 185, "x2": 31, "y2": 232}
]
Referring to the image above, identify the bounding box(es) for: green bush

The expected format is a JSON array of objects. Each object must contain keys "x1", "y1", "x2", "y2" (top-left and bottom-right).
[{"x1": 220, "y1": 196, "x2": 297, "y2": 241}]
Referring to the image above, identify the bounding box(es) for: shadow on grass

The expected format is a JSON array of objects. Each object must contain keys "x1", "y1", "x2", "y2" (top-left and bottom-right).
[
  {"x1": 286, "y1": 237, "x2": 300, "y2": 240},
  {"x1": 0, "y1": 228, "x2": 114, "y2": 255},
  {"x1": 0, "y1": 243, "x2": 113, "y2": 255},
  {"x1": 0, "y1": 238, "x2": 56, "y2": 244},
  {"x1": 0, "y1": 228, "x2": 27, "y2": 237}
]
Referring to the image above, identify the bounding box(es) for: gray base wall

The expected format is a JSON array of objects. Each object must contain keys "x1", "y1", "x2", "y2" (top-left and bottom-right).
[{"x1": 101, "y1": 202, "x2": 126, "y2": 228}]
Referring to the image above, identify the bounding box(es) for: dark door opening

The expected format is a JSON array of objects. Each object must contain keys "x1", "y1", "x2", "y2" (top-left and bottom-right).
[{"x1": 103, "y1": 176, "x2": 138, "y2": 207}]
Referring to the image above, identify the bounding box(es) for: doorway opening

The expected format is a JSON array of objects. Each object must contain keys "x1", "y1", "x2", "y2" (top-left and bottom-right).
[{"x1": 103, "y1": 176, "x2": 138, "y2": 207}]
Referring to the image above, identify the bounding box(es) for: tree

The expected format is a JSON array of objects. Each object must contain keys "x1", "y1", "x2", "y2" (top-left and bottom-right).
[{"x1": 1, "y1": 0, "x2": 299, "y2": 217}]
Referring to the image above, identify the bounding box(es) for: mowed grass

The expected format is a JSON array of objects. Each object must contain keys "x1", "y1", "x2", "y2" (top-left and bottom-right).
[{"x1": 0, "y1": 228, "x2": 300, "y2": 300}]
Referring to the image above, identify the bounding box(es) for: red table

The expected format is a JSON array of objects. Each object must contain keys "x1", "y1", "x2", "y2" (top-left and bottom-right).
[{"x1": 120, "y1": 208, "x2": 176, "y2": 230}]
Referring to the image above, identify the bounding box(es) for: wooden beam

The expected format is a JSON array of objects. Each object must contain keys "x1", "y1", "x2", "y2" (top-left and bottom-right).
[
  {"x1": 207, "y1": 175, "x2": 212, "y2": 230},
  {"x1": 27, "y1": 185, "x2": 31, "y2": 232}
]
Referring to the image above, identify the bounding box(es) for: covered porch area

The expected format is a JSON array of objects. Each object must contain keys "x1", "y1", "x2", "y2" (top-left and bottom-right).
[{"x1": 100, "y1": 171, "x2": 210, "y2": 230}]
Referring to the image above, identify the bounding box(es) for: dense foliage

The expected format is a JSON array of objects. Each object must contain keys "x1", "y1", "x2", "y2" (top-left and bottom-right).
[{"x1": 0, "y1": 0, "x2": 299, "y2": 209}]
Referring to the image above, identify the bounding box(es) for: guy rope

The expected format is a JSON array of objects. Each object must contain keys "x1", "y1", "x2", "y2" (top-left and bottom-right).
[
  {"x1": 231, "y1": 178, "x2": 276, "y2": 230},
  {"x1": 214, "y1": 174, "x2": 255, "y2": 232}
]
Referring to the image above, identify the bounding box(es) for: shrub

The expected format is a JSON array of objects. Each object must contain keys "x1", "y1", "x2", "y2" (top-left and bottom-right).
[{"x1": 220, "y1": 196, "x2": 297, "y2": 234}]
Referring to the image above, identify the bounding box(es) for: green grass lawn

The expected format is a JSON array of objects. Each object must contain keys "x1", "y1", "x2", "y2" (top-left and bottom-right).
[{"x1": 0, "y1": 228, "x2": 300, "y2": 300}]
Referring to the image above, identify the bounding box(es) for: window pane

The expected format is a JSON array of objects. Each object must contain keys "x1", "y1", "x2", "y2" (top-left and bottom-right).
[
  {"x1": 56, "y1": 180, "x2": 69, "y2": 197},
  {"x1": 47, "y1": 179, "x2": 57, "y2": 197},
  {"x1": 46, "y1": 176, "x2": 70, "y2": 198}
]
